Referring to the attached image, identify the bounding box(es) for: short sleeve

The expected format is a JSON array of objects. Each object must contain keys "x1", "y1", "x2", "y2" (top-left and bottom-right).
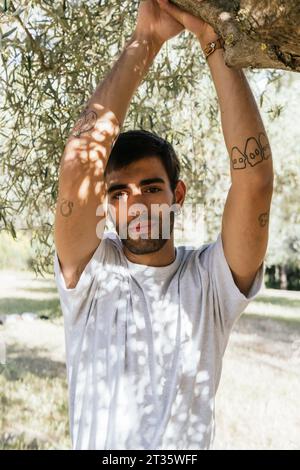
[
  {"x1": 198, "y1": 232, "x2": 265, "y2": 334},
  {"x1": 53, "y1": 231, "x2": 121, "y2": 325}
]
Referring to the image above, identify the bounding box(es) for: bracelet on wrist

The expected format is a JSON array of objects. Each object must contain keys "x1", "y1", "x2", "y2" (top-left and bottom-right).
[{"x1": 202, "y1": 37, "x2": 225, "y2": 61}]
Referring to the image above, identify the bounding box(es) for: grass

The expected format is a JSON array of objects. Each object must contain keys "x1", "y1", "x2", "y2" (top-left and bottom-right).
[
  {"x1": 254, "y1": 295, "x2": 300, "y2": 310},
  {"x1": 0, "y1": 298, "x2": 60, "y2": 319},
  {"x1": 0, "y1": 271, "x2": 299, "y2": 449},
  {"x1": 1, "y1": 358, "x2": 69, "y2": 450}
]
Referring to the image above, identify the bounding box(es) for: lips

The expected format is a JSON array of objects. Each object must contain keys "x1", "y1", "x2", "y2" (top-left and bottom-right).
[
  {"x1": 133, "y1": 219, "x2": 158, "y2": 233},
  {"x1": 136, "y1": 221, "x2": 150, "y2": 230},
  {"x1": 135, "y1": 221, "x2": 151, "y2": 232}
]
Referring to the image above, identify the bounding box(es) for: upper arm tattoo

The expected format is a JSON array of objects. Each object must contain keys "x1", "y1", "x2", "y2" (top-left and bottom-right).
[
  {"x1": 70, "y1": 107, "x2": 97, "y2": 138},
  {"x1": 231, "y1": 132, "x2": 271, "y2": 170},
  {"x1": 258, "y1": 211, "x2": 269, "y2": 227},
  {"x1": 60, "y1": 199, "x2": 74, "y2": 217}
]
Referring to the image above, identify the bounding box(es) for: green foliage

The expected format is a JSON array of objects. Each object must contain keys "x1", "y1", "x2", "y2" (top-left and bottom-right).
[
  {"x1": 0, "y1": 1, "x2": 299, "y2": 276},
  {"x1": 264, "y1": 73, "x2": 300, "y2": 269},
  {"x1": 0, "y1": 230, "x2": 34, "y2": 270}
]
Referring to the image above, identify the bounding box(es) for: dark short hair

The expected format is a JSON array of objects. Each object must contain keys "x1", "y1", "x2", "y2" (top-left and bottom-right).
[{"x1": 104, "y1": 129, "x2": 181, "y2": 192}]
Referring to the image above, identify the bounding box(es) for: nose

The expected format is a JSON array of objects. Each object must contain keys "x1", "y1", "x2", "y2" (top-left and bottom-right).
[
  {"x1": 127, "y1": 194, "x2": 149, "y2": 222},
  {"x1": 116, "y1": 185, "x2": 150, "y2": 222},
  {"x1": 126, "y1": 185, "x2": 146, "y2": 206},
  {"x1": 130, "y1": 185, "x2": 144, "y2": 197}
]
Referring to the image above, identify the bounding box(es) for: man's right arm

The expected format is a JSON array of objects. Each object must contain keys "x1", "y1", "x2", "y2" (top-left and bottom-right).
[{"x1": 54, "y1": 32, "x2": 162, "y2": 289}]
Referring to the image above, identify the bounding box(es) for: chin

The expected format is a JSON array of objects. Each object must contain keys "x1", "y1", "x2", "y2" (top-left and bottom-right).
[{"x1": 121, "y1": 237, "x2": 169, "y2": 255}]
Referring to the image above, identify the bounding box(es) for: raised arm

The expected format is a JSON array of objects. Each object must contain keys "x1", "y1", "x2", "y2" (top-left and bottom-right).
[
  {"x1": 54, "y1": 0, "x2": 184, "y2": 288},
  {"x1": 158, "y1": 0, "x2": 274, "y2": 296},
  {"x1": 198, "y1": 41, "x2": 274, "y2": 296}
]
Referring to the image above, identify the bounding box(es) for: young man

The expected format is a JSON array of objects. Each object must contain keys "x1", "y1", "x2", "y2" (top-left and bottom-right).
[{"x1": 54, "y1": 0, "x2": 273, "y2": 450}]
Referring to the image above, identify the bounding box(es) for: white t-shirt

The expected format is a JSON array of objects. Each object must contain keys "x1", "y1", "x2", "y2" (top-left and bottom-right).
[{"x1": 54, "y1": 231, "x2": 264, "y2": 450}]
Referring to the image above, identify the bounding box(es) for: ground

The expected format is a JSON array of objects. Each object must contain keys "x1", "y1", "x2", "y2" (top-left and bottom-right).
[{"x1": 0, "y1": 270, "x2": 299, "y2": 449}]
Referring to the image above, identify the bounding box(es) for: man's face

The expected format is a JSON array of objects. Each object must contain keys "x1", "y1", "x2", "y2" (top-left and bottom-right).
[{"x1": 105, "y1": 156, "x2": 181, "y2": 255}]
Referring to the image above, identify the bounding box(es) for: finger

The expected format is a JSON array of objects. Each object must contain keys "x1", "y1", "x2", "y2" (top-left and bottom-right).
[{"x1": 157, "y1": 0, "x2": 184, "y2": 24}]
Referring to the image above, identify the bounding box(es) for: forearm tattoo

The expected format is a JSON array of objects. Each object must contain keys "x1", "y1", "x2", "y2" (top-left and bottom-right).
[
  {"x1": 71, "y1": 107, "x2": 97, "y2": 138},
  {"x1": 231, "y1": 132, "x2": 271, "y2": 170},
  {"x1": 258, "y1": 211, "x2": 269, "y2": 227},
  {"x1": 60, "y1": 199, "x2": 74, "y2": 217}
]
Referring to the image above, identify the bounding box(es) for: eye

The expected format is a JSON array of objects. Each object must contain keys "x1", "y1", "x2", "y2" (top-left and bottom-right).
[
  {"x1": 144, "y1": 187, "x2": 162, "y2": 193},
  {"x1": 112, "y1": 191, "x2": 128, "y2": 200}
]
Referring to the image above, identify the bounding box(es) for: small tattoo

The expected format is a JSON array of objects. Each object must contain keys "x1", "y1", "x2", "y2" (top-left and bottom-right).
[
  {"x1": 231, "y1": 146, "x2": 247, "y2": 169},
  {"x1": 231, "y1": 132, "x2": 271, "y2": 170},
  {"x1": 258, "y1": 211, "x2": 269, "y2": 227},
  {"x1": 71, "y1": 107, "x2": 97, "y2": 137},
  {"x1": 245, "y1": 136, "x2": 264, "y2": 167},
  {"x1": 60, "y1": 199, "x2": 74, "y2": 217},
  {"x1": 258, "y1": 132, "x2": 272, "y2": 160}
]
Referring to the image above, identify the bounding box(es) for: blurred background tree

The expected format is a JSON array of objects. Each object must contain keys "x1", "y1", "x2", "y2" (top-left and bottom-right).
[{"x1": 0, "y1": 0, "x2": 299, "y2": 288}]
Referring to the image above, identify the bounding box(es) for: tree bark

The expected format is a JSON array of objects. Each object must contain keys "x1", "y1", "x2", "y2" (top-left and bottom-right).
[
  {"x1": 171, "y1": 0, "x2": 300, "y2": 72},
  {"x1": 279, "y1": 264, "x2": 288, "y2": 289}
]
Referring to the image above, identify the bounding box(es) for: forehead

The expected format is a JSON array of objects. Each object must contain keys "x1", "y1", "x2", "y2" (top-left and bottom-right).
[{"x1": 105, "y1": 156, "x2": 168, "y2": 185}]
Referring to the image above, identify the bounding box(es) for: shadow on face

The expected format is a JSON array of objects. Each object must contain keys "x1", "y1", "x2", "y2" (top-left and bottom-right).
[{"x1": 104, "y1": 156, "x2": 186, "y2": 255}]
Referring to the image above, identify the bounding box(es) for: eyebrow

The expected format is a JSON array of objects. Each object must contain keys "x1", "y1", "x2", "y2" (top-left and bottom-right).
[{"x1": 107, "y1": 177, "x2": 166, "y2": 194}]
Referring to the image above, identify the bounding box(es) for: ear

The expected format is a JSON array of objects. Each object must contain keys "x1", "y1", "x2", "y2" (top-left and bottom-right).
[{"x1": 174, "y1": 179, "x2": 186, "y2": 207}]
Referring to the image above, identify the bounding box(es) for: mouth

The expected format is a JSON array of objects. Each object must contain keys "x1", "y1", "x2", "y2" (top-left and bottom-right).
[
  {"x1": 133, "y1": 220, "x2": 158, "y2": 234},
  {"x1": 135, "y1": 221, "x2": 151, "y2": 233}
]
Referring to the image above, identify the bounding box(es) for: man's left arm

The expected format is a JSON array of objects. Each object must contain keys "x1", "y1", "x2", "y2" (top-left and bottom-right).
[
  {"x1": 156, "y1": 0, "x2": 273, "y2": 297},
  {"x1": 199, "y1": 40, "x2": 274, "y2": 296}
]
